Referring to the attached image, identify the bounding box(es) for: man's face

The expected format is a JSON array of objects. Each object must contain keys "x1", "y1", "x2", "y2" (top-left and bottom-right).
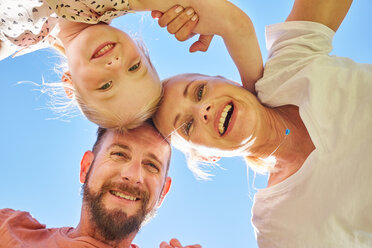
[{"x1": 81, "y1": 125, "x2": 171, "y2": 241}]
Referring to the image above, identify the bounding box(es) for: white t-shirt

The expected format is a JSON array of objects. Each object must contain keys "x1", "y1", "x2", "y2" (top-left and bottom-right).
[{"x1": 253, "y1": 21, "x2": 372, "y2": 248}]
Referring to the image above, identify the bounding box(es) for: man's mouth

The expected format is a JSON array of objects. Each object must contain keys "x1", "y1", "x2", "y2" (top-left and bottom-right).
[
  {"x1": 91, "y1": 42, "x2": 116, "y2": 59},
  {"x1": 109, "y1": 190, "x2": 139, "y2": 201},
  {"x1": 218, "y1": 103, "x2": 234, "y2": 135}
]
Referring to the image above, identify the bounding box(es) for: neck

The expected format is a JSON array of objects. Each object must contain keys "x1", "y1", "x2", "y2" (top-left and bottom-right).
[
  {"x1": 247, "y1": 105, "x2": 315, "y2": 185},
  {"x1": 56, "y1": 18, "x2": 91, "y2": 49},
  {"x1": 68, "y1": 205, "x2": 137, "y2": 248}
]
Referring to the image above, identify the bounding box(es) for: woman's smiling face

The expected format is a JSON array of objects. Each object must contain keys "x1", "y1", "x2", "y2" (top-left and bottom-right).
[{"x1": 154, "y1": 73, "x2": 261, "y2": 151}]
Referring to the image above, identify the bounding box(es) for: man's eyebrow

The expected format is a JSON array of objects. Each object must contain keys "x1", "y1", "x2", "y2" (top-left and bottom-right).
[
  {"x1": 107, "y1": 143, "x2": 131, "y2": 151},
  {"x1": 146, "y1": 153, "x2": 163, "y2": 168}
]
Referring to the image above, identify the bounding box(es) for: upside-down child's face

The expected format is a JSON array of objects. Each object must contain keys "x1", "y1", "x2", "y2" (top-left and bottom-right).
[{"x1": 65, "y1": 24, "x2": 162, "y2": 125}]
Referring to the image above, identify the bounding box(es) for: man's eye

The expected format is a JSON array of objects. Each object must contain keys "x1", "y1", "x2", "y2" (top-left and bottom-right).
[
  {"x1": 196, "y1": 84, "x2": 205, "y2": 101},
  {"x1": 128, "y1": 61, "x2": 141, "y2": 72},
  {"x1": 111, "y1": 152, "x2": 129, "y2": 160},
  {"x1": 183, "y1": 119, "x2": 193, "y2": 136},
  {"x1": 98, "y1": 81, "x2": 112, "y2": 90},
  {"x1": 145, "y1": 162, "x2": 159, "y2": 173}
]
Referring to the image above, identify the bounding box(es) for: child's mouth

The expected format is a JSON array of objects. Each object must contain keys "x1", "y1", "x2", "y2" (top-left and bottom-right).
[{"x1": 91, "y1": 42, "x2": 116, "y2": 59}]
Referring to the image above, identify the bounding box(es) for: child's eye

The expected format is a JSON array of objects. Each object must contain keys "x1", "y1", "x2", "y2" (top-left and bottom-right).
[
  {"x1": 98, "y1": 81, "x2": 112, "y2": 90},
  {"x1": 196, "y1": 84, "x2": 205, "y2": 101},
  {"x1": 183, "y1": 119, "x2": 193, "y2": 136},
  {"x1": 128, "y1": 61, "x2": 141, "y2": 72}
]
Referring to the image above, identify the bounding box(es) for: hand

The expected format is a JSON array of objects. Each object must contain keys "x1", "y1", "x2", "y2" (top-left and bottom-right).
[
  {"x1": 160, "y1": 238, "x2": 202, "y2": 248},
  {"x1": 151, "y1": 6, "x2": 213, "y2": 53}
]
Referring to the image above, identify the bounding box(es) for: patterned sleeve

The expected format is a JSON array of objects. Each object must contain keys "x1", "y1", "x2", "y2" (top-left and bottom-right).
[{"x1": 45, "y1": 0, "x2": 134, "y2": 24}]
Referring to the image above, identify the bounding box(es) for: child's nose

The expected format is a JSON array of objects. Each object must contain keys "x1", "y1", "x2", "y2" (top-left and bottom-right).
[{"x1": 106, "y1": 56, "x2": 121, "y2": 69}]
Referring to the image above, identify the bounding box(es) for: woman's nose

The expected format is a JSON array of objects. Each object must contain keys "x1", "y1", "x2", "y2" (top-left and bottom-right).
[{"x1": 198, "y1": 104, "x2": 212, "y2": 123}]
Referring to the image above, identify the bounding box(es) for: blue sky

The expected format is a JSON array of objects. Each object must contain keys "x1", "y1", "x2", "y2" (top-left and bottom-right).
[{"x1": 0, "y1": 0, "x2": 371, "y2": 247}]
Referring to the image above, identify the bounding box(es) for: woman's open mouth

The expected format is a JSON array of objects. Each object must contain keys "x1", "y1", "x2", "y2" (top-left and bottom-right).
[
  {"x1": 91, "y1": 42, "x2": 116, "y2": 59},
  {"x1": 218, "y1": 103, "x2": 234, "y2": 136}
]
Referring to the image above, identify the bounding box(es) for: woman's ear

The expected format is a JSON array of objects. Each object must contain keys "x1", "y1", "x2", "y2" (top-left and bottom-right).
[{"x1": 62, "y1": 72, "x2": 74, "y2": 99}]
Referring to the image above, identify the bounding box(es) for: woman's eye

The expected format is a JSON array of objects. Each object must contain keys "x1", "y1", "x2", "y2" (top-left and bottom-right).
[
  {"x1": 196, "y1": 84, "x2": 205, "y2": 101},
  {"x1": 98, "y1": 81, "x2": 112, "y2": 90},
  {"x1": 128, "y1": 61, "x2": 141, "y2": 72},
  {"x1": 183, "y1": 119, "x2": 193, "y2": 136}
]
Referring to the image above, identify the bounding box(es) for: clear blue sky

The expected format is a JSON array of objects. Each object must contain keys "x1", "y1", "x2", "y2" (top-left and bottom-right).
[{"x1": 0, "y1": 1, "x2": 371, "y2": 247}]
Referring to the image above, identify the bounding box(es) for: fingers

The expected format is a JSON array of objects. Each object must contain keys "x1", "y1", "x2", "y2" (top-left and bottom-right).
[
  {"x1": 151, "y1": 11, "x2": 163, "y2": 19},
  {"x1": 167, "y1": 8, "x2": 197, "y2": 36},
  {"x1": 158, "y1": 5, "x2": 184, "y2": 28},
  {"x1": 189, "y1": 34, "x2": 214, "y2": 53},
  {"x1": 160, "y1": 241, "x2": 172, "y2": 248},
  {"x1": 169, "y1": 238, "x2": 183, "y2": 247},
  {"x1": 157, "y1": 5, "x2": 198, "y2": 40},
  {"x1": 174, "y1": 16, "x2": 198, "y2": 41},
  {"x1": 161, "y1": 239, "x2": 202, "y2": 248}
]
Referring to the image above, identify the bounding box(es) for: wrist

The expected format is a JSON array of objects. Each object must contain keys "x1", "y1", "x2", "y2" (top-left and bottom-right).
[{"x1": 219, "y1": 4, "x2": 254, "y2": 37}]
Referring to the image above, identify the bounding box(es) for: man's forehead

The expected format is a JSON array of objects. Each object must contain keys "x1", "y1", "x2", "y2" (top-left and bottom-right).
[{"x1": 104, "y1": 126, "x2": 169, "y2": 153}]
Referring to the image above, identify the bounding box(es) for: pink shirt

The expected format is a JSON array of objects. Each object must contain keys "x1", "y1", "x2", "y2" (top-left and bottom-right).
[{"x1": 0, "y1": 208, "x2": 139, "y2": 248}]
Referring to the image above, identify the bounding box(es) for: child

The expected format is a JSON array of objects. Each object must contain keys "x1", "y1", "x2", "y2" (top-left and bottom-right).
[{"x1": 0, "y1": 0, "x2": 198, "y2": 131}]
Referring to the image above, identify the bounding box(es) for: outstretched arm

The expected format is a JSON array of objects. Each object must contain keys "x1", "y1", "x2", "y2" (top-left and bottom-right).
[
  {"x1": 155, "y1": 1, "x2": 263, "y2": 94},
  {"x1": 286, "y1": 0, "x2": 353, "y2": 32}
]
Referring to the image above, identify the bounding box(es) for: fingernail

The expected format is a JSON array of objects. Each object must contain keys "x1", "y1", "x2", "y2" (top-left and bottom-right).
[
  {"x1": 191, "y1": 14, "x2": 198, "y2": 21},
  {"x1": 175, "y1": 6, "x2": 183, "y2": 13},
  {"x1": 186, "y1": 8, "x2": 194, "y2": 15},
  {"x1": 153, "y1": 13, "x2": 160, "y2": 19}
]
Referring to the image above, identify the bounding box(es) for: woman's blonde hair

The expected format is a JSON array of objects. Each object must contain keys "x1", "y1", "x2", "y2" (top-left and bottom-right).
[{"x1": 170, "y1": 131, "x2": 278, "y2": 180}]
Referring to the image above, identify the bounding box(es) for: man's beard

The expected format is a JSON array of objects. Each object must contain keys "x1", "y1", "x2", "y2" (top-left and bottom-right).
[{"x1": 82, "y1": 180, "x2": 152, "y2": 242}]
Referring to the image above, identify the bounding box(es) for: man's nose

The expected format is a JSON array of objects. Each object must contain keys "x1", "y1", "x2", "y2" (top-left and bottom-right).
[
  {"x1": 121, "y1": 160, "x2": 143, "y2": 185},
  {"x1": 197, "y1": 103, "x2": 212, "y2": 124}
]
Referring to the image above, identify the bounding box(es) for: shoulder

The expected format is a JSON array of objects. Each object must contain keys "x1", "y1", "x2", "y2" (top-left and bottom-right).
[
  {"x1": 0, "y1": 208, "x2": 45, "y2": 229},
  {"x1": 46, "y1": 0, "x2": 133, "y2": 24}
]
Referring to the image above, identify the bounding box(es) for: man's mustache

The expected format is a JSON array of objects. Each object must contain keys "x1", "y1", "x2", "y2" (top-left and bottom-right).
[{"x1": 99, "y1": 181, "x2": 149, "y2": 203}]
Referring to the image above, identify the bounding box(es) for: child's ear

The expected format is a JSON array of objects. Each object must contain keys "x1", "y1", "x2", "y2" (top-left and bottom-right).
[
  {"x1": 49, "y1": 36, "x2": 66, "y2": 56},
  {"x1": 62, "y1": 72, "x2": 74, "y2": 99}
]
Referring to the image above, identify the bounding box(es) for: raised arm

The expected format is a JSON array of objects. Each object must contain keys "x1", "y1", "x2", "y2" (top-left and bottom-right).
[
  {"x1": 154, "y1": 1, "x2": 263, "y2": 94},
  {"x1": 286, "y1": 0, "x2": 353, "y2": 32},
  {"x1": 218, "y1": 2, "x2": 262, "y2": 93}
]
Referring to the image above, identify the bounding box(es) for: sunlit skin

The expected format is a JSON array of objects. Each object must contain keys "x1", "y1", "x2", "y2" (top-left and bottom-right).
[
  {"x1": 69, "y1": 126, "x2": 171, "y2": 247},
  {"x1": 58, "y1": 21, "x2": 162, "y2": 123},
  {"x1": 154, "y1": 73, "x2": 315, "y2": 186},
  {"x1": 154, "y1": 73, "x2": 263, "y2": 151}
]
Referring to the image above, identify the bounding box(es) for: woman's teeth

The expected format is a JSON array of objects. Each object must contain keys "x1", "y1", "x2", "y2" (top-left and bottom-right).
[
  {"x1": 93, "y1": 44, "x2": 114, "y2": 58},
  {"x1": 218, "y1": 104, "x2": 234, "y2": 135},
  {"x1": 110, "y1": 190, "x2": 137, "y2": 201}
]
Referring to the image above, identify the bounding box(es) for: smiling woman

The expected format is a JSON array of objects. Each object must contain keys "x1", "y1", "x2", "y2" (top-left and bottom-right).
[{"x1": 153, "y1": 0, "x2": 372, "y2": 247}]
